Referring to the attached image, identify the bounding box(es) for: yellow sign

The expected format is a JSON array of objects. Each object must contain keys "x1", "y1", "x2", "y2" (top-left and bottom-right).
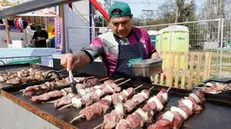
[{"x1": 0, "y1": 0, "x2": 24, "y2": 9}]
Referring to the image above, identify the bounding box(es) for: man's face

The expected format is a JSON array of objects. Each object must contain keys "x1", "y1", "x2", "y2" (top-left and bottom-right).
[{"x1": 109, "y1": 16, "x2": 133, "y2": 38}]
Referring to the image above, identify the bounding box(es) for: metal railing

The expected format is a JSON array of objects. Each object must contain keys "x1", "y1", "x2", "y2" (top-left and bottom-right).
[{"x1": 66, "y1": 18, "x2": 231, "y2": 78}]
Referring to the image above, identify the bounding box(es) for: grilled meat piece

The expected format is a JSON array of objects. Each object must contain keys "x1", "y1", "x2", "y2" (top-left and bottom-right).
[
  {"x1": 55, "y1": 93, "x2": 79, "y2": 108},
  {"x1": 126, "y1": 112, "x2": 145, "y2": 128},
  {"x1": 31, "y1": 90, "x2": 63, "y2": 102},
  {"x1": 124, "y1": 100, "x2": 137, "y2": 112},
  {"x1": 147, "y1": 119, "x2": 172, "y2": 129},
  {"x1": 103, "y1": 110, "x2": 124, "y2": 129},
  {"x1": 79, "y1": 99, "x2": 111, "y2": 120},
  {"x1": 84, "y1": 78, "x2": 100, "y2": 87},
  {"x1": 5, "y1": 78, "x2": 21, "y2": 84},
  {"x1": 116, "y1": 119, "x2": 130, "y2": 129}
]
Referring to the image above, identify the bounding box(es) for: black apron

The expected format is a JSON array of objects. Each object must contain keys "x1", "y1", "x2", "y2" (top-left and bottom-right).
[
  {"x1": 109, "y1": 30, "x2": 152, "y2": 83},
  {"x1": 35, "y1": 40, "x2": 47, "y2": 48}
]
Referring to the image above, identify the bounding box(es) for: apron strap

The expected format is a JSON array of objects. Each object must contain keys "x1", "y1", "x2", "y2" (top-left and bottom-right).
[
  {"x1": 133, "y1": 30, "x2": 140, "y2": 44},
  {"x1": 108, "y1": 29, "x2": 144, "y2": 77},
  {"x1": 133, "y1": 29, "x2": 152, "y2": 58},
  {"x1": 132, "y1": 30, "x2": 146, "y2": 57}
]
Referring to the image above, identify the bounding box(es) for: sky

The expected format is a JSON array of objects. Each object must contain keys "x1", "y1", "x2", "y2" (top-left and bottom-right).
[
  {"x1": 120, "y1": 0, "x2": 204, "y2": 17},
  {"x1": 98, "y1": 0, "x2": 204, "y2": 17}
]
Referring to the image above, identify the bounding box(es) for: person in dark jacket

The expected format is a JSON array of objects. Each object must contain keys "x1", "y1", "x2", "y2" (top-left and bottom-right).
[{"x1": 32, "y1": 25, "x2": 48, "y2": 47}]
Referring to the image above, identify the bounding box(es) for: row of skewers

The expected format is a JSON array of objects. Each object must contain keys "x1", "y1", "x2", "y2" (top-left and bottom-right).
[
  {"x1": 20, "y1": 76, "x2": 205, "y2": 129},
  {"x1": 147, "y1": 90, "x2": 204, "y2": 129},
  {"x1": 21, "y1": 76, "x2": 103, "y2": 96},
  {"x1": 91, "y1": 88, "x2": 204, "y2": 129}
]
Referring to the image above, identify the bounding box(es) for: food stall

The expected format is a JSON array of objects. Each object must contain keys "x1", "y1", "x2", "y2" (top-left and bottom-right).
[
  {"x1": 0, "y1": 1, "x2": 231, "y2": 129},
  {"x1": 0, "y1": 0, "x2": 63, "y2": 67}
]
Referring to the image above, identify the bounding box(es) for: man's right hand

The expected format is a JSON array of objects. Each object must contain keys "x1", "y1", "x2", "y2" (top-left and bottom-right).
[
  {"x1": 60, "y1": 53, "x2": 76, "y2": 71},
  {"x1": 60, "y1": 52, "x2": 91, "y2": 71}
]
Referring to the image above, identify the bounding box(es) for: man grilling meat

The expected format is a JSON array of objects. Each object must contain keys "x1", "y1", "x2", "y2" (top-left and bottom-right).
[{"x1": 61, "y1": 2, "x2": 160, "y2": 83}]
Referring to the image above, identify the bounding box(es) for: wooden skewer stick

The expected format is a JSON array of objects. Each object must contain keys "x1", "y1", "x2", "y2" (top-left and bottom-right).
[
  {"x1": 70, "y1": 114, "x2": 84, "y2": 123},
  {"x1": 94, "y1": 122, "x2": 105, "y2": 129},
  {"x1": 85, "y1": 76, "x2": 96, "y2": 79},
  {"x1": 149, "y1": 86, "x2": 155, "y2": 91},
  {"x1": 114, "y1": 78, "x2": 125, "y2": 83},
  {"x1": 117, "y1": 78, "x2": 131, "y2": 86},
  {"x1": 99, "y1": 77, "x2": 109, "y2": 82},
  {"x1": 134, "y1": 84, "x2": 143, "y2": 90},
  {"x1": 167, "y1": 86, "x2": 172, "y2": 92},
  {"x1": 58, "y1": 103, "x2": 73, "y2": 110}
]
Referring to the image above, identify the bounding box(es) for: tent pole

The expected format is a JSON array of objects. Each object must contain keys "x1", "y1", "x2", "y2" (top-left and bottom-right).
[{"x1": 4, "y1": 18, "x2": 12, "y2": 47}]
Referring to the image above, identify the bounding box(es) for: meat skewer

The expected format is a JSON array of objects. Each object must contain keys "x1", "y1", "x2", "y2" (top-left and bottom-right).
[
  {"x1": 30, "y1": 90, "x2": 65, "y2": 102},
  {"x1": 22, "y1": 78, "x2": 70, "y2": 96},
  {"x1": 58, "y1": 78, "x2": 134, "y2": 110},
  {"x1": 147, "y1": 90, "x2": 205, "y2": 129},
  {"x1": 70, "y1": 85, "x2": 154, "y2": 124},
  {"x1": 44, "y1": 78, "x2": 123, "y2": 104},
  {"x1": 22, "y1": 76, "x2": 111, "y2": 96},
  {"x1": 96, "y1": 86, "x2": 155, "y2": 129},
  {"x1": 60, "y1": 83, "x2": 144, "y2": 110},
  {"x1": 46, "y1": 78, "x2": 125, "y2": 105},
  {"x1": 31, "y1": 78, "x2": 127, "y2": 103}
]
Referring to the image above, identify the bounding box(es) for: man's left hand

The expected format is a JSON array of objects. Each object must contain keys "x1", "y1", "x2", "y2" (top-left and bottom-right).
[
  {"x1": 37, "y1": 37, "x2": 46, "y2": 41},
  {"x1": 151, "y1": 52, "x2": 160, "y2": 60},
  {"x1": 37, "y1": 37, "x2": 41, "y2": 41}
]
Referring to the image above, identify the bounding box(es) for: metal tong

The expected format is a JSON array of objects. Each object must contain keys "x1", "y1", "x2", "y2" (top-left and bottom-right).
[
  {"x1": 0, "y1": 60, "x2": 5, "y2": 66},
  {"x1": 69, "y1": 70, "x2": 78, "y2": 94},
  {"x1": 44, "y1": 69, "x2": 64, "y2": 81}
]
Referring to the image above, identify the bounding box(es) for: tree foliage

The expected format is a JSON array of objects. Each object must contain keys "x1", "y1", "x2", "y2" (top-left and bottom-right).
[
  {"x1": 133, "y1": 0, "x2": 196, "y2": 26},
  {"x1": 198, "y1": 0, "x2": 225, "y2": 19},
  {"x1": 176, "y1": 0, "x2": 196, "y2": 22}
]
